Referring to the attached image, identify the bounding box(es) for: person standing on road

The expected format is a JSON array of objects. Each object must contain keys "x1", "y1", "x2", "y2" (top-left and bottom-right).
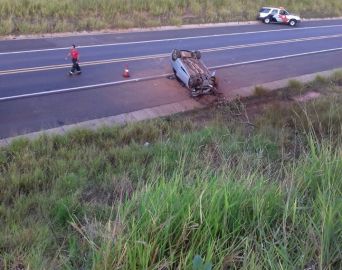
[{"x1": 66, "y1": 44, "x2": 81, "y2": 75}]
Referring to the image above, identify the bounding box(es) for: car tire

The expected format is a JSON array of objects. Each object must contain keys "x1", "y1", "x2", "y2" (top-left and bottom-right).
[
  {"x1": 188, "y1": 76, "x2": 195, "y2": 88},
  {"x1": 172, "y1": 49, "x2": 181, "y2": 61},
  {"x1": 211, "y1": 76, "x2": 218, "y2": 87},
  {"x1": 289, "y1": 19, "x2": 297, "y2": 27},
  {"x1": 194, "y1": 50, "x2": 201, "y2": 59},
  {"x1": 264, "y1": 17, "x2": 271, "y2": 24}
]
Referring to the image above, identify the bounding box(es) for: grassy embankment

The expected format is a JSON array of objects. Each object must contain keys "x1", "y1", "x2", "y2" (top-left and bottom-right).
[
  {"x1": 1, "y1": 0, "x2": 342, "y2": 35},
  {"x1": 1, "y1": 71, "x2": 342, "y2": 269}
]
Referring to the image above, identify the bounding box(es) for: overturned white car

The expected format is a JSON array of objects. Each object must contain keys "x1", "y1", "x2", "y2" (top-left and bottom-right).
[{"x1": 171, "y1": 49, "x2": 217, "y2": 97}]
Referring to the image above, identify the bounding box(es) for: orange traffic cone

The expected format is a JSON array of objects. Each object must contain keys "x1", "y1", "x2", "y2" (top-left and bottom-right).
[{"x1": 123, "y1": 66, "x2": 130, "y2": 78}]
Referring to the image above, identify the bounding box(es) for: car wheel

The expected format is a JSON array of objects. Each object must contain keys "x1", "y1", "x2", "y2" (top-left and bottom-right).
[
  {"x1": 289, "y1": 19, "x2": 297, "y2": 27},
  {"x1": 264, "y1": 17, "x2": 271, "y2": 24},
  {"x1": 211, "y1": 76, "x2": 218, "y2": 87},
  {"x1": 194, "y1": 50, "x2": 201, "y2": 59},
  {"x1": 172, "y1": 49, "x2": 181, "y2": 61}
]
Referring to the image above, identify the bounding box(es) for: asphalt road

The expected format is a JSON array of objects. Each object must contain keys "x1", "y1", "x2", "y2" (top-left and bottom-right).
[{"x1": 1, "y1": 20, "x2": 342, "y2": 139}]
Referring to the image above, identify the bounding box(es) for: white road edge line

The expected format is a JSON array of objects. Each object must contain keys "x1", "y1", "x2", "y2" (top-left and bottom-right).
[
  {"x1": 1, "y1": 33, "x2": 342, "y2": 75},
  {"x1": 1, "y1": 46, "x2": 341, "y2": 102},
  {"x1": 0, "y1": 74, "x2": 171, "y2": 101},
  {"x1": 1, "y1": 24, "x2": 342, "y2": 55},
  {"x1": 210, "y1": 47, "x2": 342, "y2": 69}
]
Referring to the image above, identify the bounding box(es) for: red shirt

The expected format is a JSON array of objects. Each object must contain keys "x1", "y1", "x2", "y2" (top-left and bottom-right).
[{"x1": 70, "y1": 48, "x2": 79, "y2": 59}]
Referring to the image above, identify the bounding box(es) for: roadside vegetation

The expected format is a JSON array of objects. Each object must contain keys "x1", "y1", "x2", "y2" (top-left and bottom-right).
[
  {"x1": 1, "y1": 71, "x2": 342, "y2": 269},
  {"x1": 1, "y1": 0, "x2": 342, "y2": 35}
]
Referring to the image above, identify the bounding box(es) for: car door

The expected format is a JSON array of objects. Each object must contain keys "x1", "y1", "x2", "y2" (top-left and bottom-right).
[
  {"x1": 270, "y1": 9, "x2": 279, "y2": 22},
  {"x1": 276, "y1": 9, "x2": 289, "y2": 23}
]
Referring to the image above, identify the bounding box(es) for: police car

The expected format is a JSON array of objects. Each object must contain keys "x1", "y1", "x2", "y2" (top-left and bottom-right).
[{"x1": 258, "y1": 7, "x2": 301, "y2": 27}]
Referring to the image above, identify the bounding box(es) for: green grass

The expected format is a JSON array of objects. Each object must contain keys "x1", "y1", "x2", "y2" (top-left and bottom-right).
[
  {"x1": 288, "y1": 79, "x2": 305, "y2": 92},
  {"x1": 254, "y1": 85, "x2": 269, "y2": 96},
  {"x1": 1, "y1": 0, "x2": 342, "y2": 35},
  {"x1": 1, "y1": 75, "x2": 342, "y2": 269}
]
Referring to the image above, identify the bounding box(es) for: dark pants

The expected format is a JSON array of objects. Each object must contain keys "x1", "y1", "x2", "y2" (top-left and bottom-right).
[{"x1": 71, "y1": 58, "x2": 81, "y2": 73}]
